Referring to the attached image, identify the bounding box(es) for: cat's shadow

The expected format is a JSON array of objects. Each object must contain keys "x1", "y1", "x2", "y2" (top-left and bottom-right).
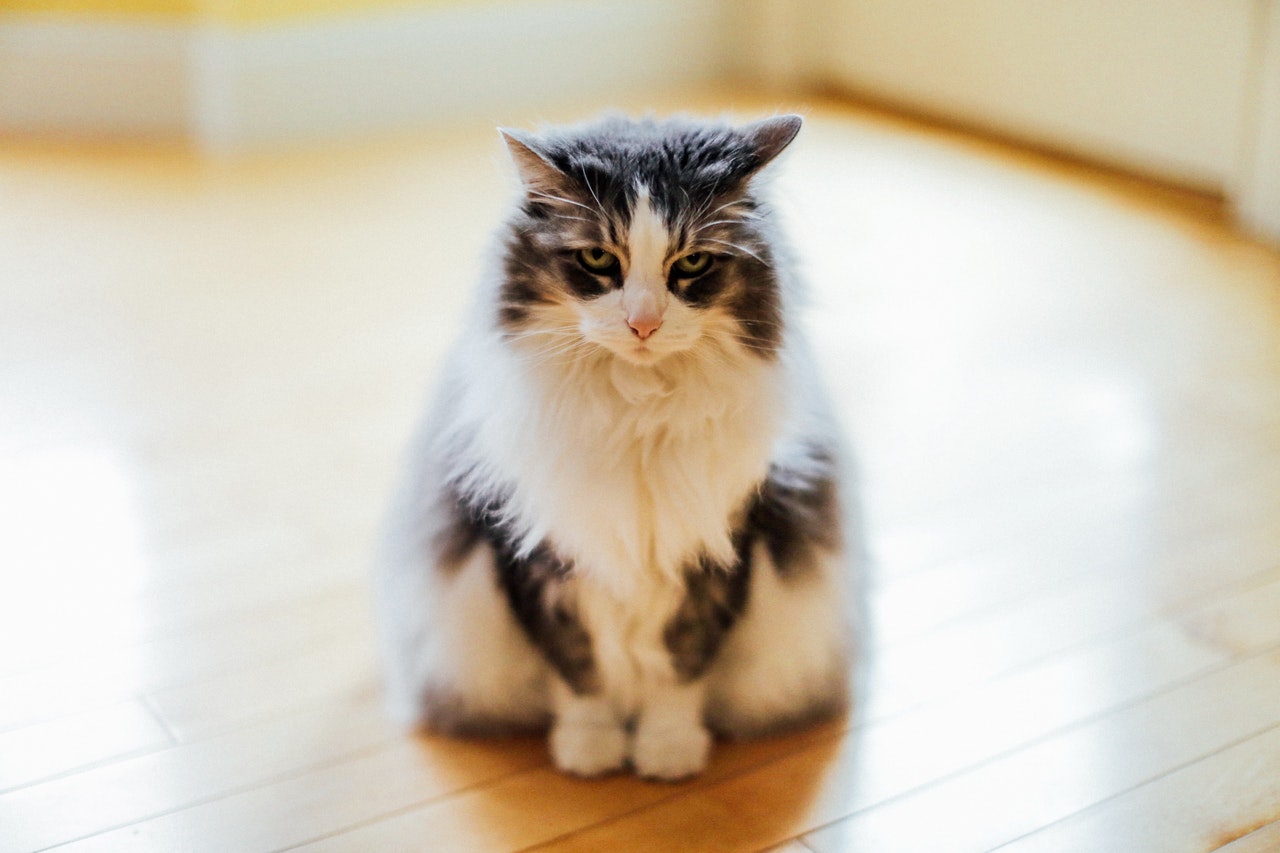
[{"x1": 406, "y1": 715, "x2": 856, "y2": 850}]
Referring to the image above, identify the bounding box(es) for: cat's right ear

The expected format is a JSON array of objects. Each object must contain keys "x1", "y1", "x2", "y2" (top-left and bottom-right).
[{"x1": 499, "y1": 128, "x2": 567, "y2": 197}]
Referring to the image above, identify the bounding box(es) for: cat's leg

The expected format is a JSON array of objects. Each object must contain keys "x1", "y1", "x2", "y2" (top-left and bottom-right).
[
  {"x1": 378, "y1": 535, "x2": 551, "y2": 734},
  {"x1": 705, "y1": 542, "x2": 853, "y2": 737},
  {"x1": 548, "y1": 679, "x2": 628, "y2": 777},
  {"x1": 631, "y1": 677, "x2": 712, "y2": 781}
]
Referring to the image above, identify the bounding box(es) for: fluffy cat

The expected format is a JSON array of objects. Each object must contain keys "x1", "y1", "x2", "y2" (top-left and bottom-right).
[{"x1": 376, "y1": 113, "x2": 856, "y2": 780}]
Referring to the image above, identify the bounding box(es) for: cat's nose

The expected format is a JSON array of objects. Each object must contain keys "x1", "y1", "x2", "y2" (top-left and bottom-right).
[
  {"x1": 623, "y1": 283, "x2": 664, "y2": 340},
  {"x1": 627, "y1": 314, "x2": 662, "y2": 340}
]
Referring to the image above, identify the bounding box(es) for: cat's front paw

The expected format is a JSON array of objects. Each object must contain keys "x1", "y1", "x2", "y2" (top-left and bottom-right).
[
  {"x1": 549, "y1": 721, "x2": 628, "y2": 777},
  {"x1": 631, "y1": 722, "x2": 711, "y2": 781}
]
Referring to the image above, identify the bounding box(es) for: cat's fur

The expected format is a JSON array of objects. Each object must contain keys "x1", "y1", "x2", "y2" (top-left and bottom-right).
[{"x1": 376, "y1": 113, "x2": 856, "y2": 780}]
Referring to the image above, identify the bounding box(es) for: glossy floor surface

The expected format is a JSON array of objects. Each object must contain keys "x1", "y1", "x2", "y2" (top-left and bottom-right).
[{"x1": 2, "y1": 92, "x2": 1279, "y2": 852}]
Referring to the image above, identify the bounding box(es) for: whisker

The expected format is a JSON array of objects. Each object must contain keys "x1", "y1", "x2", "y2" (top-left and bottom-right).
[
  {"x1": 521, "y1": 335, "x2": 591, "y2": 354},
  {"x1": 526, "y1": 189, "x2": 595, "y2": 215},
  {"x1": 509, "y1": 345, "x2": 590, "y2": 367},
  {"x1": 551, "y1": 213, "x2": 593, "y2": 225},
  {"x1": 578, "y1": 163, "x2": 606, "y2": 215},
  {"x1": 505, "y1": 327, "x2": 581, "y2": 342},
  {"x1": 514, "y1": 341, "x2": 584, "y2": 357},
  {"x1": 691, "y1": 217, "x2": 758, "y2": 235},
  {"x1": 506, "y1": 334, "x2": 585, "y2": 353},
  {"x1": 505, "y1": 329, "x2": 602, "y2": 365},
  {"x1": 702, "y1": 238, "x2": 766, "y2": 265},
  {"x1": 703, "y1": 199, "x2": 752, "y2": 220}
]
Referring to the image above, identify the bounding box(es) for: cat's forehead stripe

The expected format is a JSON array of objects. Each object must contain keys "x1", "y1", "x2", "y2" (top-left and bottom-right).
[{"x1": 627, "y1": 186, "x2": 671, "y2": 277}]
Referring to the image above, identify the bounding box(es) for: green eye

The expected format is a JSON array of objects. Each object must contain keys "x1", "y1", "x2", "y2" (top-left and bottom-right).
[
  {"x1": 673, "y1": 252, "x2": 713, "y2": 277},
  {"x1": 577, "y1": 247, "x2": 619, "y2": 274}
]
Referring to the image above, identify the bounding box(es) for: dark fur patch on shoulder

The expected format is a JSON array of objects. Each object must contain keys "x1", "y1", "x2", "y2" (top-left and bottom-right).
[
  {"x1": 664, "y1": 541, "x2": 753, "y2": 682},
  {"x1": 745, "y1": 446, "x2": 840, "y2": 576},
  {"x1": 451, "y1": 490, "x2": 600, "y2": 695},
  {"x1": 662, "y1": 444, "x2": 839, "y2": 681},
  {"x1": 493, "y1": 543, "x2": 599, "y2": 695}
]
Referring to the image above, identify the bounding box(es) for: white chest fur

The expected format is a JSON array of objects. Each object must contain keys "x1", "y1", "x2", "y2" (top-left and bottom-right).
[
  {"x1": 571, "y1": 569, "x2": 688, "y2": 716},
  {"x1": 446, "y1": 332, "x2": 782, "y2": 599}
]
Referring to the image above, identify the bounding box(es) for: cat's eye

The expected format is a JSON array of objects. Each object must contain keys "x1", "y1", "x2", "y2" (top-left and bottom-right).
[
  {"x1": 672, "y1": 252, "x2": 713, "y2": 277},
  {"x1": 577, "y1": 247, "x2": 620, "y2": 274}
]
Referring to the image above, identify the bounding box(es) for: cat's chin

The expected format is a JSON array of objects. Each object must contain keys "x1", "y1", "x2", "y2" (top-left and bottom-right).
[
  {"x1": 612, "y1": 343, "x2": 674, "y2": 366},
  {"x1": 618, "y1": 347, "x2": 660, "y2": 366}
]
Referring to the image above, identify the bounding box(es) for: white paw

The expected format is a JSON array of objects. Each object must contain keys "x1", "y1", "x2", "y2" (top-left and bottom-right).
[
  {"x1": 549, "y1": 721, "x2": 628, "y2": 777},
  {"x1": 631, "y1": 722, "x2": 711, "y2": 781}
]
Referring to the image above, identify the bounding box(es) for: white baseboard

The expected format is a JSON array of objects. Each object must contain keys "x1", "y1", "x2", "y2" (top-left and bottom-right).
[{"x1": 0, "y1": 0, "x2": 731, "y2": 151}]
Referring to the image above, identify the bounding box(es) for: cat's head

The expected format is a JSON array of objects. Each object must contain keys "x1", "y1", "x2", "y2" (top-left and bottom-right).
[{"x1": 494, "y1": 114, "x2": 801, "y2": 367}]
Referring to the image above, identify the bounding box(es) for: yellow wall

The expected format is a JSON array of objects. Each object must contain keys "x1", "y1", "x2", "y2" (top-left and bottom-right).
[{"x1": 0, "y1": 0, "x2": 480, "y2": 24}]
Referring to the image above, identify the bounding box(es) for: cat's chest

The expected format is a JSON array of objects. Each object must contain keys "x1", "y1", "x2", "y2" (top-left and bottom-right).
[{"x1": 501, "y1": 357, "x2": 780, "y2": 586}]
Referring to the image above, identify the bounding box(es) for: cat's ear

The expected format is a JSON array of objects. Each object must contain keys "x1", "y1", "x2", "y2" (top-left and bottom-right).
[
  {"x1": 499, "y1": 128, "x2": 568, "y2": 196},
  {"x1": 741, "y1": 114, "x2": 803, "y2": 175}
]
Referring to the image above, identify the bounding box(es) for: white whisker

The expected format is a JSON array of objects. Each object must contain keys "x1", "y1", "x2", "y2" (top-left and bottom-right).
[
  {"x1": 703, "y1": 238, "x2": 766, "y2": 265},
  {"x1": 703, "y1": 198, "x2": 751, "y2": 220},
  {"x1": 527, "y1": 189, "x2": 595, "y2": 215},
  {"x1": 691, "y1": 218, "x2": 757, "y2": 235},
  {"x1": 579, "y1": 163, "x2": 606, "y2": 215}
]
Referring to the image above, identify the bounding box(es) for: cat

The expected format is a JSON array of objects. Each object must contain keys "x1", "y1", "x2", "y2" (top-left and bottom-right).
[{"x1": 376, "y1": 112, "x2": 856, "y2": 781}]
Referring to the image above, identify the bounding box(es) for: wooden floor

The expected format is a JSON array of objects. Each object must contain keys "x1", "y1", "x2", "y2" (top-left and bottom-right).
[{"x1": 2, "y1": 90, "x2": 1279, "y2": 852}]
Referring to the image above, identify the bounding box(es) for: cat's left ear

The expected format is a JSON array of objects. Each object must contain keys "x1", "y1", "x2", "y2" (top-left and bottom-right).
[
  {"x1": 499, "y1": 128, "x2": 567, "y2": 196},
  {"x1": 741, "y1": 114, "x2": 803, "y2": 176}
]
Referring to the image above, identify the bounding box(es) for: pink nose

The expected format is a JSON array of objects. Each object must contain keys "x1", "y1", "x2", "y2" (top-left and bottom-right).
[{"x1": 628, "y1": 316, "x2": 662, "y2": 340}]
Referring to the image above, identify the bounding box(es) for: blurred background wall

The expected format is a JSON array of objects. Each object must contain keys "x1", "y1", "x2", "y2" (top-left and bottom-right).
[
  {"x1": 1, "y1": 0, "x2": 1278, "y2": 241},
  {"x1": 0, "y1": 0, "x2": 733, "y2": 149}
]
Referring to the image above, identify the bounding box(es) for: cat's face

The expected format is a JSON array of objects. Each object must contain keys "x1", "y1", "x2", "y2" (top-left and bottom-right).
[{"x1": 495, "y1": 115, "x2": 801, "y2": 367}]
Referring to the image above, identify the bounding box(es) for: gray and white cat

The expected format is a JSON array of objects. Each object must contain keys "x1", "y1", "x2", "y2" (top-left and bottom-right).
[{"x1": 377, "y1": 113, "x2": 856, "y2": 780}]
